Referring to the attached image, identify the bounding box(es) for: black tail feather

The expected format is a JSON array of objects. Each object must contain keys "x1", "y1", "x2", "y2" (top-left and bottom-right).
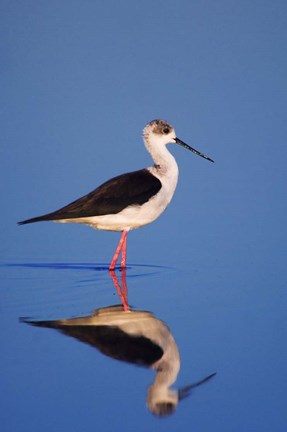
[{"x1": 18, "y1": 214, "x2": 55, "y2": 225}]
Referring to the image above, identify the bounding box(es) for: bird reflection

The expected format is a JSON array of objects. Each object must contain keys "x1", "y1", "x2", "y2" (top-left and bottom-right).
[{"x1": 22, "y1": 270, "x2": 215, "y2": 417}]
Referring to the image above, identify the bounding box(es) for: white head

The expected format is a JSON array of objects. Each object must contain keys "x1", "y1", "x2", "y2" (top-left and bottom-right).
[
  {"x1": 143, "y1": 119, "x2": 214, "y2": 163},
  {"x1": 143, "y1": 119, "x2": 176, "y2": 147}
]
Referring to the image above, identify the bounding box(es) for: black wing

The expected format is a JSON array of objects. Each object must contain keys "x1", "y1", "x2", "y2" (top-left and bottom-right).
[{"x1": 18, "y1": 169, "x2": 162, "y2": 224}]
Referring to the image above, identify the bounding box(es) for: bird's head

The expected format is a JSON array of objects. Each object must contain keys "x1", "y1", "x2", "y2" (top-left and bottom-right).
[{"x1": 143, "y1": 119, "x2": 214, "y2": 163}]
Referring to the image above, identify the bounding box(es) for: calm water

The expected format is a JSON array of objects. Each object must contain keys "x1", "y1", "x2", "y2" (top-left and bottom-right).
[{"x1": 1, "y1": 254, "x2": 286, "y2": 432}]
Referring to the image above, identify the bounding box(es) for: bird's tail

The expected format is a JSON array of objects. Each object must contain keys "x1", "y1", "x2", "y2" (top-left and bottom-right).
[{"x1": 18, "y1": 213, "x2": 55, "y2": 225}]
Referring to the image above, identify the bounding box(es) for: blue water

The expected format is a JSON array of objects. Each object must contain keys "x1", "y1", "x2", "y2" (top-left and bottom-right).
[{"x1": 1, "y1": 251, "x2": 286, "y2": 431}]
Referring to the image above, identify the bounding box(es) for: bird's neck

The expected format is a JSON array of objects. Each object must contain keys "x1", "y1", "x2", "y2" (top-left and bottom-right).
[{"x1": 145, "y1": 138, "x2": 179, "y2": 177}]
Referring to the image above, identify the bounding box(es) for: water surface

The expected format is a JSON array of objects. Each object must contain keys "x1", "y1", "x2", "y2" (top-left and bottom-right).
[{"x1": 1, "y1": 257, "x2": 286, "y2": 431}]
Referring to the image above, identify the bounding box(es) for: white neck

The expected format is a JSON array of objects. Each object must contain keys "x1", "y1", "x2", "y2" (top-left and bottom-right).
[{"x1": 144, "y1": 134, "x2": 179, "y2": 175}]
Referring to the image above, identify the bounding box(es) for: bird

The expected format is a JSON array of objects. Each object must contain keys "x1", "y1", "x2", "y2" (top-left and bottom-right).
[{"x1": 18, "y1": 119, "x2": 214, "y2": 270}]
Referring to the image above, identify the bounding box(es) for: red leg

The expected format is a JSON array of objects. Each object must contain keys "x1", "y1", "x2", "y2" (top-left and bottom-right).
[
  {"x1": 109, "y1": 230, "x2": 128, "y2": 271},
  {"x1": 120, "y1": 232, "x2": 127, "y2": 268}
]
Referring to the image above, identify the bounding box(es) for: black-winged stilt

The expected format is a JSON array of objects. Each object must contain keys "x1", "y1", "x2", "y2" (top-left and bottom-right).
[{"x1": 18, "y1": 119, "x2": 214, "y2": 269}]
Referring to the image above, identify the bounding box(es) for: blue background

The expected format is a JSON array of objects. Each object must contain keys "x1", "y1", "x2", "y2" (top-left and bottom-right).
[{"x1": 1, "y1": 0, "x2": 287, "y2": 431}]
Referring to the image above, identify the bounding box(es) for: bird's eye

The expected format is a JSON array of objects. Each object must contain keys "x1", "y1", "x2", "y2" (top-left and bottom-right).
[{"x1": 163, "y1": 127, "x2": 170, "y2": 134}]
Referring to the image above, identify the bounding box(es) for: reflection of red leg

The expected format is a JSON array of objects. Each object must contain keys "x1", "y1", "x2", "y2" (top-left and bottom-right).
[
  {"x1": 109, "y1": 230, "x2": 128, "y2": 271},
  {"x1": 121, "y1": 268, "x2": 128, "y2": 300},
  {"x1": 109, "y1": 269, "x2": 129, "y2": 312}
]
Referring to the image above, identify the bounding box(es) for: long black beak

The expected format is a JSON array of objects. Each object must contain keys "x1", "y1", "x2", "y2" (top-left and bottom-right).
[
  {"x1": 178, "y1": 372, "x2": 216, "y2": 401},
  {"x1": 175, "y1": 137, "x2": 214, "y2": 163}
]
